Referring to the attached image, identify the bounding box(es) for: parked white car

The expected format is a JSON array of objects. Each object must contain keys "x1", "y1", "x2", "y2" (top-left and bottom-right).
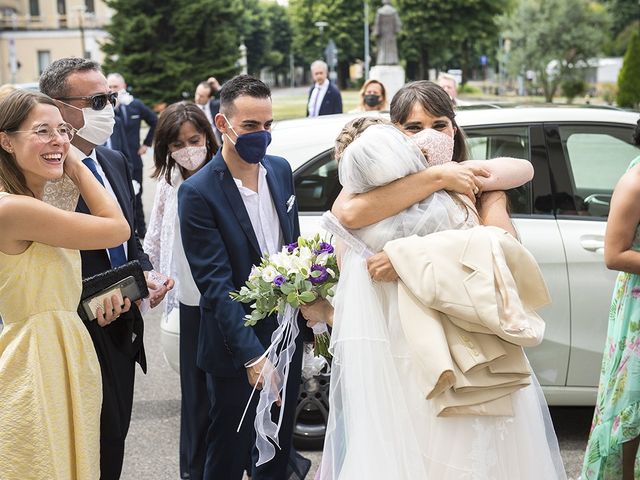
[{"x1": 160, "y1": 105, "x2": 640, "y2": 448}]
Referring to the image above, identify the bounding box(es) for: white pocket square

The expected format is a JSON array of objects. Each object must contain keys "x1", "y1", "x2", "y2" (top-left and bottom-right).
[{"x1": 286, "y1": 195, "x2": 296, "y2": 213}]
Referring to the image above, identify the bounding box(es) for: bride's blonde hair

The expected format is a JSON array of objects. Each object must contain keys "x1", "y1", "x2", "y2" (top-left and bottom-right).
[{"x1": 334, "y1": 117, "x2": 391, "y2": 163}]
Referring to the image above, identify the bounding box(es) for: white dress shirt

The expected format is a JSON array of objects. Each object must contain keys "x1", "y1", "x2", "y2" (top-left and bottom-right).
[
  {"x1": 233, "y1": 164, "x2": 283, "y2": 256},
  {"x1": 198, "y1": 102, "x2": 214, "y2": 126},
  {"x1": 307, "y1": 80, "x2": 330, "y2": 118}
]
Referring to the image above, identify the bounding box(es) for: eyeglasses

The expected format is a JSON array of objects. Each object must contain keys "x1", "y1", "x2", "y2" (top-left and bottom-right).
[
  {"x1": 57, "y1": 92, "x2": 118, "y2": 111},
  {"x1": 9, "y1": 123, "x2": 75, "y2": 143}
]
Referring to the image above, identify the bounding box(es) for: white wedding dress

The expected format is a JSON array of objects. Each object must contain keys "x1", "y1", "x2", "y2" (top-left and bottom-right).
[{"x1": 319, "y1": 125, "x2": 566, "y2": 480}]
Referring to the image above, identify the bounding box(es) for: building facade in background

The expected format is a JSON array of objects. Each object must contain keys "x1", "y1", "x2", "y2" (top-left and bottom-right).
[{"x1": 0, "y1": 0, "x2": 112, "y2": 85}]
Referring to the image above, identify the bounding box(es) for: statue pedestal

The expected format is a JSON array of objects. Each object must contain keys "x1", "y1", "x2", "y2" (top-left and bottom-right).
[{"x1": 369, "y1": 65, "x2": 405, "y2": 105}]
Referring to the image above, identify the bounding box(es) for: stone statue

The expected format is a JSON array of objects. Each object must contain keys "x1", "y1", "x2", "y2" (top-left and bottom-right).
[{"x1": 373, "y1": 0, "x2": 401, "y2": 65}]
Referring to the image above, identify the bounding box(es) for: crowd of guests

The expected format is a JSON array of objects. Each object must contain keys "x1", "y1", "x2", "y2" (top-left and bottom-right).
[{"x1": 0, "y1": 53, "x2": 639, "y2": 480}]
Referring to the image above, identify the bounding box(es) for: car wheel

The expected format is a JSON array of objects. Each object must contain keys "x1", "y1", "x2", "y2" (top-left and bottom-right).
[{"x1": 293, "y1": 371, "x2": 330, "y2": 450}]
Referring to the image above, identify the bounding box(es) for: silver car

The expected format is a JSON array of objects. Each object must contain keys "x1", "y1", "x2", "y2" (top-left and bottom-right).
[{"x1": 160, "y1": 106, "x2": 640, "y2": 447}]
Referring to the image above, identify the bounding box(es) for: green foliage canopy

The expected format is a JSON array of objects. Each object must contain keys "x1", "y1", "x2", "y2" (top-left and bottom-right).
[{"x1": 617, "y1": 31, "x2": 640, "y2": 109}]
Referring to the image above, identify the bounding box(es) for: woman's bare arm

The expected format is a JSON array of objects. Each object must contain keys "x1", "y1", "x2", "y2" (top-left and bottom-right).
[
  {"x1": 604, "y1": 166, "x2": 640, "y2": 274},
  {"x1": 462, "y1": 157, "x2": 533, "y2": 192},
  {"x1": 333, "y1": 162, "x2": 489, "y2": 229}
]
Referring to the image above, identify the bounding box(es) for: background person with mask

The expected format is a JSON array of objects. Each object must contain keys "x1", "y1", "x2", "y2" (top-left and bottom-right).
[
  {"x1": 351, "y1": 79, "x2": 388, "y2": 112},
  {"x1": 144, "y1": 102, "x2": 217, "y2": 480},
  {"x1": 107, "y1": 72, "x2": 158, "y2": 239},
  {"x1": 40, "y1": 57, "x2": 173, "y2": 480},
  {"x1": 194, "y1": 80, "x2": 222, "y2": 146}
]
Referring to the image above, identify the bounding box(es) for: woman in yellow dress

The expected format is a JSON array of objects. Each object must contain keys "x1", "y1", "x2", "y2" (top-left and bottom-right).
[{"x1": 0, "y1": 90, "x2": 130, "y2": 479}]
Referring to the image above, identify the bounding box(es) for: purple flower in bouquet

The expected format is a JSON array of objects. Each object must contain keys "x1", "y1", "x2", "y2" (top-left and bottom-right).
[
  {"x1": 287, "y1": 241, "x2": 298, "y2": 253},
  {"x1": 314, "y1": 242, "x2": 334, "y2": 255},
  {"x1": 273, "y1": 275, "x2": 285, "y2": 287},
  {"x1": 309, "y1": 264, "x2": 329, "y2": 284}
]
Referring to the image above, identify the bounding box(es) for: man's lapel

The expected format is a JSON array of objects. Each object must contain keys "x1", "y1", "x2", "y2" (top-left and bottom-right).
[
  {"x1": 95, "y1": 149, "x2": 129, "y2": 218},
  {"x1": 263, "y1": 158, "x2": 293, "y2": 244},
  {"x1": 211, "y1": 152, "x2": 262, "y2": 257}
]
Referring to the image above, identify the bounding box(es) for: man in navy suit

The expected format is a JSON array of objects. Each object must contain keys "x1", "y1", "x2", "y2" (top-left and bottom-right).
[
  {"x1": 178, "y1": 75, "x2": 307, "y2": 480},
  {"x1": 306, "y1": 59, "x2": 343, "y2": 117},
  {"x1": 107, "y1": 73, "x2": 158, "y2": 238},
  {"x1": 40, "y1": 57, "x2": 172, "y2": 480}
]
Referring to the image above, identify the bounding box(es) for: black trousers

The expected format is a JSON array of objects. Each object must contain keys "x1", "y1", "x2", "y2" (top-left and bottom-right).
[
  {"x1": 179, "y1": 303, "x2": 210, "y2": 480},
  {"x1": 84, "y1": 306, "x2": 145, "y2": 480},
  {"x1": 203, "y1": 335, "x2": 303, "y2": 480}
]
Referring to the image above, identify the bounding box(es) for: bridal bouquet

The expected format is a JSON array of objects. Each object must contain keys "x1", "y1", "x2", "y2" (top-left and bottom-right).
[{"x1": 230, "y1": 234, "x2": 339, "y2": 359}]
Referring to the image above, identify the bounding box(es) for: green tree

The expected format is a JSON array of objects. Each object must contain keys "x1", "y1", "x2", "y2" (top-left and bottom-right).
[
  {"x1": 617, "y1": 30, "x2": 640, "y2": 109},
  {"x1": 289, "y1": 0, "x2": 368, "y2": 89},
  {"x1": 396, "y1": 0, "x2": 510, "y2": 82},
  {"x1": 103, "y1": 0, "x2": 241, "y2": 105},
  {"x1": 501, "y1": 0, "x2": 610, "y2": 102}
]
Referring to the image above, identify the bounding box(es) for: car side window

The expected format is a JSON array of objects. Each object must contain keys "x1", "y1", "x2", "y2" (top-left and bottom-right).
[
  {"x1": 464, "y1": 126, "x2": 531, "y2": 215},
  {"x1": 558, "y1": 126, "x2": 640, "y2": 217},
  {"x1": 294, "y1": 151, "x2": 340, "y2": 212}
]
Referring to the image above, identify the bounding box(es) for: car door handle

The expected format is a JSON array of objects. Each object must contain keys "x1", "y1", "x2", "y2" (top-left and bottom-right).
[{"x1": 580, "y1": 238, "x2": 604, "y2": 253}]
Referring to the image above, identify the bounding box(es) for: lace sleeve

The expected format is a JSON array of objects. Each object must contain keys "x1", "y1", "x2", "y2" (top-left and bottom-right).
[
  {"x1": 143, "y1": 178, "x2": 171, "y2": 269},
  {"x1": 43, "y1": 175, "x2": 80, "y2": 211}
]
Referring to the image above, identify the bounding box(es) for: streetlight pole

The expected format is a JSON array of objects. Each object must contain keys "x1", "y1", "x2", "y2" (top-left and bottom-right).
[
  {"x1": 73, "y1": 5, "x2": 87, "y2": 58},
  {"x1": 314, "y1": 21, "x2": 329, "y2": 59},
  {"x1": 364, "y1": 1, "x2": 370, "y2": 80}
]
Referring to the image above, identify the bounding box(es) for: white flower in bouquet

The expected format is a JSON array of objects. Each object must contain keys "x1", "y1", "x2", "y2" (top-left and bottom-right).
[{"x1": 230, "y1": 234, "x2": 339, "y2": 360}]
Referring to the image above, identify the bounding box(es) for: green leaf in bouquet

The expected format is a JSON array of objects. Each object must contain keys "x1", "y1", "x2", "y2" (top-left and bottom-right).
[
  {"x1": 309, "y1": 270, "x2": 322, "y2": 278},
  {"x1": 280, "y1": 283, "x2": 295, "y2": 295},
  {"x1": 286, "y1": 291, "x2": 298, "y2": 304},
  {"x1": 298, "y1": 291, "x2": 317, "y2": 303}
]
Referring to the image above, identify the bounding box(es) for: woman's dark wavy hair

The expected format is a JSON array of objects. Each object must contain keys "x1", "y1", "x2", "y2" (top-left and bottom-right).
[
  {"x1": 390, "y1": 80, "x2": 468, "y2": 162},
  {"x1": 152, "y1": 102, "x2": 217, "y2": 185}
]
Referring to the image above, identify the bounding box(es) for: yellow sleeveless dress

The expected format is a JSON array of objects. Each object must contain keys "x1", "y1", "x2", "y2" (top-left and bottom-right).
[{"x1": 0, "y1": 192, "x2": 102, "y2": 479}]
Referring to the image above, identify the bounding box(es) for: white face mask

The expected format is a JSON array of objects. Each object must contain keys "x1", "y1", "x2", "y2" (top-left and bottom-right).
[
  {"x1": 75, "y1": 103, "x2": 116, "y2": 146},
  {"x1": 171, "y1": 145, "x2": 207, "y2": 171},
  {"x1": 117, "y1": 89, "x2": 134, "y2": 106}
]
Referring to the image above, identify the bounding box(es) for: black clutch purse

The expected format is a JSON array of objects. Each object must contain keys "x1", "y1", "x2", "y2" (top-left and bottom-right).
[{"x1": 78, "y1": 260, "x2": 149, "y2": 322}]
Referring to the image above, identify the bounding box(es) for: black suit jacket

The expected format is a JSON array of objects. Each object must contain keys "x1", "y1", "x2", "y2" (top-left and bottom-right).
[
  {"x1": 106, "y1": 117, "x2": 134, "y2": 178},
  {"x1": 116, "y1": 99, "x2": 157, "y2": 182},
  {"x1": 306, "y1": 81, "x2": 343, "y2": 116},
  {"x1": 77, "y1": 146, "x2": 152, "y2": 372}
]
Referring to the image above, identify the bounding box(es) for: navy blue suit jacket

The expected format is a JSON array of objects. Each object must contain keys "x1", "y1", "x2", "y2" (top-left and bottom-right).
[
  {"x1": 178, "y1": 151, "x2": 301, "y2": 377},
  {"x1": 306, "y1": 81, "x2": 343, "y2": 116},
  {"x1": 116, "y1": 99, "x2": 157, "y2": 182}
]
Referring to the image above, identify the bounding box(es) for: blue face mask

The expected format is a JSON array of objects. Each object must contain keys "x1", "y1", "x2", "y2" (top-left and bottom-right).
[{"x1": 223, "y1": 115, "x2": 272, "y2": 164}]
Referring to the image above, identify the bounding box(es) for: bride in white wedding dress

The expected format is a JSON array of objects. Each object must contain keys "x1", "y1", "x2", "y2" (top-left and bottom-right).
[{"x1": 314, "y1": 122, "x2": 566, "y2": 480}]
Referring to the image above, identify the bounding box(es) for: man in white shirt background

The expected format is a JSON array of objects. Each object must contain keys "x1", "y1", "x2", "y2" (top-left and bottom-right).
[{"x1": 306, "y1": 60, "x2": 343, "y2": 117}]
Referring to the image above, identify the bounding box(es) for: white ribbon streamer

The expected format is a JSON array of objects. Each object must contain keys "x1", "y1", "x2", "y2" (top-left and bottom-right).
[{"x1": 237, "y1": 303, "x2": 300, "y2": 466}]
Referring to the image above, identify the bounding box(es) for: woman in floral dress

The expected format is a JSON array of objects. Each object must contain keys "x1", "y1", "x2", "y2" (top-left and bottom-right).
[{"x1": 582, "y1": 120, "x2": 640, "y2": 480}]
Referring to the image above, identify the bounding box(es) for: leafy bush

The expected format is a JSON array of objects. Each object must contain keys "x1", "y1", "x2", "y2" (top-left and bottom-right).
[
  {"x1": 617, "y1": 31, "x2": 640, "y2": 109},
  {"x1": 458, "y1": 83, "x2": 482, "y2": 95},
  {"x1": 561, "y1": 78, "x2": 587, "y2": 104}
]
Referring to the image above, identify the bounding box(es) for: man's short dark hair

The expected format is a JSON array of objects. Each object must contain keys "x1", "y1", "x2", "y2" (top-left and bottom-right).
[
  {"x1": 219, "y1": 75, "x2": 271, "y2": 116},
  {"x1": 39, "y1": 57, "x2": 102, "y2": 98}
]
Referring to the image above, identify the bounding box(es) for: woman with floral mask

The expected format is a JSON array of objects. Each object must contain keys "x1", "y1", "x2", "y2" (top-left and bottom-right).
[{"x1": 143, "y1": 102, "x2": 216, "y2": 480}]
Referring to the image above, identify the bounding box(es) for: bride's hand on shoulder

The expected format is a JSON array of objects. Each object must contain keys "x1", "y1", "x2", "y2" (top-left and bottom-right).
[
  {"x1": 433, "y1": 162, "x2": 488, "y2": 200},
  {"x1": 300, "y1": 299, "x2": 334, "y2": 327},
  {"x1": 367, "y1": 251, "x2": 398, "y2": 282}
]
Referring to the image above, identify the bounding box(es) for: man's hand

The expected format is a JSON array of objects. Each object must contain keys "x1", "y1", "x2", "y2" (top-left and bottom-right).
[
  {"x1": 300, "y1": 299, "x2": 334, "y2": 327},
  {"x1": 96, "y1": 296, "x2": 132, "y2": 327},
  {"x1": 246, "y1": 357, "x2": 282, "y2": 406},
  {"x1": 138, "y1": 145, "x2": 148, "y2": 156},
  {"x1": 367, "y1": 252, "x2": 399, "y2": 282}
]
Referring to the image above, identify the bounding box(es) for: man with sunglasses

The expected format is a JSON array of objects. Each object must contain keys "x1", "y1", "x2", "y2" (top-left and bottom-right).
[
  {"x1": 40, "y1": 57, "x2": 172, "y2": 480},
  {"x1": 107, "y1": 72, "x2": 157, "y2": 239}
]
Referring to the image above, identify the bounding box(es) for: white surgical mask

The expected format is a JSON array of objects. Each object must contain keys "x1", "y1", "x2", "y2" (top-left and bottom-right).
[
  {"x1": 117, "y1": 89, "x2": 134, "y2": 106},
  {"x1": 74, "y1": 103, "x2": 116, "y2": 146},
  {"x1": 171, "y1": 145, "x2": 208, "y2": 171}
]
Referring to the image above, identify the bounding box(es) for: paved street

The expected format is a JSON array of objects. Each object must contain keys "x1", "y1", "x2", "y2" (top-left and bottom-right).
[{"x1": 119, "y1": 146, "x2": 592, "y2": 480}]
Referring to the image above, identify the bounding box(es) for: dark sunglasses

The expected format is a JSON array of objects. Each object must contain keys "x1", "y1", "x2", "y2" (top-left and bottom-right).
[{"x1": 57, "y1": 91, "x2": 118, "y2": 111}]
